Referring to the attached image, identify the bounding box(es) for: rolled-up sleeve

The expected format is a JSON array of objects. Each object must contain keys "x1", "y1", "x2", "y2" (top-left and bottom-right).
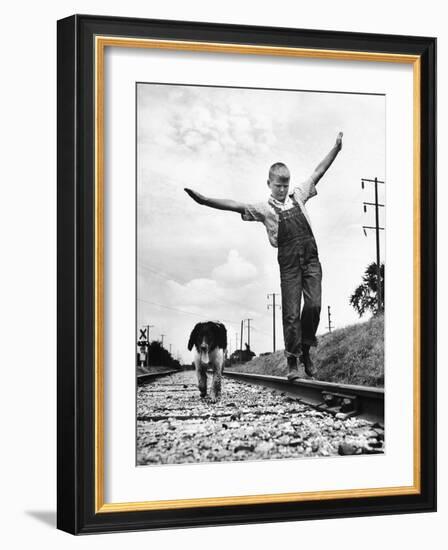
[
  {"x1": 241, "y1": 202, "x2": 266, "y2": 222},
  {"x1": 293, "y1": 175, "x2": 318, "y2": 204}
]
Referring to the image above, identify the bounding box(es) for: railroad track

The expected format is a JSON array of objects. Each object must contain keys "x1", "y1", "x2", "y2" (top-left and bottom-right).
[
  {"x1": 224, "y1": 370, "x2": 384, "y2": 425},
  {"x1": 137, "y1": 370, "x2": 384, "y2": 466},
  {"x1": 137, "y1": 370, "x2": 179, "y2": 385}
]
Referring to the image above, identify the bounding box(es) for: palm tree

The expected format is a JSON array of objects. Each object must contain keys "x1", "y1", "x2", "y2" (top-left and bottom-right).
[{"x1": 350, "y1": 262, "x2": 385, "y2": 317}]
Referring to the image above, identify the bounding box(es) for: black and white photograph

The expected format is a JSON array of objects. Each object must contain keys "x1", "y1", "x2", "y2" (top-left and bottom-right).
[{"x1": 136, "y1": 83, "x2": 386, "y2": 466}]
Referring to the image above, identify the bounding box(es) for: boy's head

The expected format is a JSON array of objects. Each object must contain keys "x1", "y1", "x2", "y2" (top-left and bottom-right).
[{"x1": 267, "y1": 162, "x2": 290, "y2": 202}]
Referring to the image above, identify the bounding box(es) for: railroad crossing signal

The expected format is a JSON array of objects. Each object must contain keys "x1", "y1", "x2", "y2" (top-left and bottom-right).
[
  {"x1": 138, "y1": 324, "x2": 153, "y2": 343},
  {"x1": 137, "y1": 324, "x2": 153, "y2": 368}
]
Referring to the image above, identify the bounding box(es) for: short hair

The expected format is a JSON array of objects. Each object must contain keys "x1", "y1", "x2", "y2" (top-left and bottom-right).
[{"x1": 268, "y1": 162, "x2": 290, "y2": 181}]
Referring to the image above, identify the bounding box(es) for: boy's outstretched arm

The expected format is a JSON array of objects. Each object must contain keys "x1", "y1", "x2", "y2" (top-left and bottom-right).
[
  {"x1": 311, "y1": 131, "x2": 343, "y2": 184},
  {"x1": 184, "y1": 188, "x2": 246, "y2": 214}
]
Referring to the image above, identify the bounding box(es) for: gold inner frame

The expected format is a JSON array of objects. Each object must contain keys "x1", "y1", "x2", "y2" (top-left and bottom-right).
[{"x1": 94, "y1": 36, "x2": 421, "y2": 513}]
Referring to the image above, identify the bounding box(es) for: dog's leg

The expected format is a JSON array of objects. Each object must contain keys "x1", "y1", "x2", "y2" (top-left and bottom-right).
[
  {"x1": 196, "y1": 363, "x2": 207, "y2": 398},
  {"x1": 210, "y1": 371, "x2": 221, "y2": 402},
  {"x1": 210, "y1": 349, "x2": 224, "y2": 402}
]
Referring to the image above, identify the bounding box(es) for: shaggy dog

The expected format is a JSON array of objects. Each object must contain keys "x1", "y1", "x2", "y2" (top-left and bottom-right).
[{"x1": 188, "y1": 321, "x2": 227, "y2": 402}]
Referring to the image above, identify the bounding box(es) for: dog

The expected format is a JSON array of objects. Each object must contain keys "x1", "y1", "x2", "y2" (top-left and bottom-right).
[{"x1": 188, "y1": 321, "x2": 227, "y2": 402}]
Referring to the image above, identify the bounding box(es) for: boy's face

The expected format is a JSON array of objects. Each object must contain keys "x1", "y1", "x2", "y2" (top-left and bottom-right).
[{"x1": 268, "y1": 176, "x2": 290, "y2": 203}]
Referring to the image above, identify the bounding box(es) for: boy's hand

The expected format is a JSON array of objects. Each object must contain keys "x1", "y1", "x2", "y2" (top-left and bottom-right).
[
  {"x1": 184, "y1": 188, "x2": 206, "y2": 205},
  {"x1": 310, "y1": 132, "x2": 343, "y2": 183},
  {"x1": 335, "y1": 131, "x2": 343, "y2": 150}
]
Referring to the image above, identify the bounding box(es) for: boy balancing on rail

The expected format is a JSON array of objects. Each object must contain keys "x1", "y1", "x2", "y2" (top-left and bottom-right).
[{"x1": 185, "y1": 132, "x2": 343, "y2": 381}]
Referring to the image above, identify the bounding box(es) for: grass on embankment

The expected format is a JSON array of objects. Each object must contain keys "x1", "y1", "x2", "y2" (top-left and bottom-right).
[{"x1": 229, "y1": 314, "x2": 384, "y2": 388}]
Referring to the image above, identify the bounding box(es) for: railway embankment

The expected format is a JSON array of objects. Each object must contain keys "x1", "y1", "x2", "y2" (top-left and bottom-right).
[{"x1": 231, "y1": 314, "x2": 384, "y2": 387}]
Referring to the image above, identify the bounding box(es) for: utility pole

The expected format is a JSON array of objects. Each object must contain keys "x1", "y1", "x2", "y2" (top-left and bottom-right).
[
  {"x1": 327, "y1": 305, "x2": 333, "y2": 333},
  {"x1": 267, "y1": 293, "x2": 281, "y2": 352},
  {"x1": 240, "y1": 321, "x2": 243, "y2": 352},
  {"x1": 160, "y1": 334, "x2": 165, "y2": 347},
  {"x1": 235, "y1": 332, "x2": 239, "y2": 351},
  {"x1": 169, "y1": 344, "x2": 172, "y2": 355},
  {"x1": 245, "y1": 318, "x2": 253, "y2": 348},
  {"x1": 362, "y1": 177, "x2": 385, "y2": 313},
  {"x1": 145, "y1": 325, "x2": 153, "y2": 367}
]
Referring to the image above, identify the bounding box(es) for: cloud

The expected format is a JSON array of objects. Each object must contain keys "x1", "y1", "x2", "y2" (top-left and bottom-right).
[
  {"x1": 166, "y1": 278, "x2": 223, "y2": 308},
  {"x1": 212, "y1": 249, "x2": 258, "y2": 286},
  {"x1": 141, "y1": 89, "x2": 278, "y2": 158},
  {"x1": 160, "y1": 251, "x2": 259, "y2": 322}
]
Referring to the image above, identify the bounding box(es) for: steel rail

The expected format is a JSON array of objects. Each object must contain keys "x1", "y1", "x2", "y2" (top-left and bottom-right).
[
  {"x1": 137, "y1": 370, "x2": 179, "y2": 385},
  {"x1": 224, "y1": 370, "x2": 384, "y2": 425}
]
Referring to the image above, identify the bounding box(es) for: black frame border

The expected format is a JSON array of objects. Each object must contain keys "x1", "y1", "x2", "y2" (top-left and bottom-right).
[{"x1": 57, "y1": 14, "x2": 436, "y2": 535}]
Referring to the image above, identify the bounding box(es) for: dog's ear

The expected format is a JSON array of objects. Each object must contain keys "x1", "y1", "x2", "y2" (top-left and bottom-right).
[
  {"x1": 215, "y1": 322, "x2": 227, "y2": 350},
  {"x1": 188, "y1": 323, "x2": 201, "y2": 351}
]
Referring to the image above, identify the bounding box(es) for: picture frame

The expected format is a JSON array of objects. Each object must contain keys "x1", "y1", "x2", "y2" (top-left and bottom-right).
[{"x1": 57, "y1": 14, "x2": 436, "y2": 534}]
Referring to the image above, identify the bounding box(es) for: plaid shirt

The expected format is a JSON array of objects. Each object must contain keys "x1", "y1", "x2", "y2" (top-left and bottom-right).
[{"x1": 241, "y1": 176, "x2": 318, "y2": 247}]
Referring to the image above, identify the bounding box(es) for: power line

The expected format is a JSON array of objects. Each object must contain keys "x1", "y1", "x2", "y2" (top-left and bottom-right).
[
  {"x1": 139, "y1": 263, "x2": 266, "y2": 316},
  {"x1": 138, "y1": 298, "x2": 271, "y2": 357},
  {"x1": 138, "y1": 297, "x2": 273, "y2": 352},
  {"x1": 250, "y1": 325, "x2": 272, "y2": 338},
  {"x1": 137, "y1": 297, "x2": 242, "y2": 327},
  {"x1": 326, "y1": 185, "x2": 366, "y2": 232}
]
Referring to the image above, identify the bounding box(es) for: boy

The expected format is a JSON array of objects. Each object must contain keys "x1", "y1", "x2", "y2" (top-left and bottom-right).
[{"x1": 185, "y1": 132, "x2": 343, "y2": 380}]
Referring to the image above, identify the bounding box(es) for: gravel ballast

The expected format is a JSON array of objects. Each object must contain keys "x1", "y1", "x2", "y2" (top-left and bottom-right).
[{"x1": 137, "y1": 371, "x2": 384, "y2": 466}]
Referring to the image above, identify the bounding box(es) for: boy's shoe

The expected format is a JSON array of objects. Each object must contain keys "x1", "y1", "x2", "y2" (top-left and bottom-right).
[
  {"x1": 300, "y1": 352, "x2": 317, "y2": 378},
  {"x1": 286, "y1": 358, "x2": 301, "y2": 381},
  {"x1": 287, "y1": 368, "x2": 300, "y2": 381}
]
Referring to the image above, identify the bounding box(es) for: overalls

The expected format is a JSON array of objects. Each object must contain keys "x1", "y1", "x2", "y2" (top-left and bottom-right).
[{"x1": 275, "y1": 196, "x2": 322, "y2": 360}]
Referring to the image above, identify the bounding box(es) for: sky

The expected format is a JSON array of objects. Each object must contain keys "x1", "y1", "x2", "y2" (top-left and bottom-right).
[{"x1": 137, "y1": 83, "x2": 385, "y2": 363}]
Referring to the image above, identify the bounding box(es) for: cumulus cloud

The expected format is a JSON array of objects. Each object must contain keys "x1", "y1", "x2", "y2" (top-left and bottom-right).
[
  {"x1": 166, "y1": 278, "x2": 224, "y2": 308},
  {"x1": 169, "y1": 99, "x2": 276, "y2": 157},
  {"x1": 162, "y1": 251, "x2": 258, "y2": 318},
  {"x1": 212, "y1": 249, "x2": 258, "y2": 286}
]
